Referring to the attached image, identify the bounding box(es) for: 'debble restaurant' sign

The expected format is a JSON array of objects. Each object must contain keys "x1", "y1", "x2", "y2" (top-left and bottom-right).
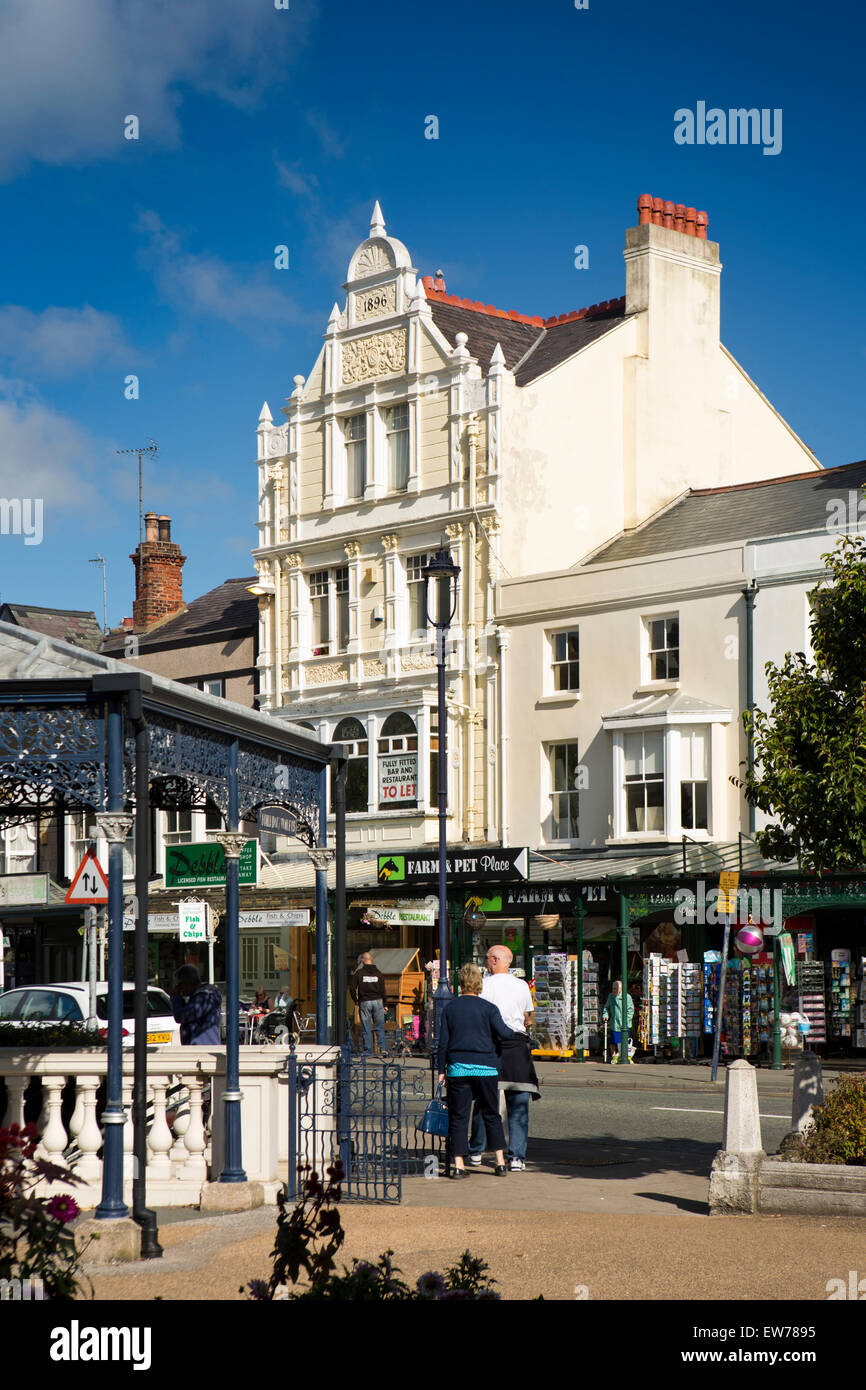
[{"x1": 164, "y1": 841, "x2": 259, "y2": 889}]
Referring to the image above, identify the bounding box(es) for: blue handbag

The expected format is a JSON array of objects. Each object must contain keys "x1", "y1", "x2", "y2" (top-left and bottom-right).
[{"x1": 418, "y1": 1083, "x2": 449, "y2": 1137}]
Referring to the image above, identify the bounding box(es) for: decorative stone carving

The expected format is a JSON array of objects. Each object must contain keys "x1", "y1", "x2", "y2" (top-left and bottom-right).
[
  {"x1": 285, "y1": 553, "x2": 303, "y2": 569},
  {"x1": 401, "y1": 652, "x2": 435, "y2": 671},
  {"x1": 342, "y1": 329, "x2": 407, "y2": 386},
  {"x1": 305, "y1": 661, "x2": 349, "y2": 686},
  {"x1": 354, "y1": 282, "x2": 396, "y2": 322},
  {"x1": 308, "y1": 848, "x2": 335, "y2": 871},
  {"x1": 363, "y1": 658, "x2": 386, "y2": 678},
  {"x1": 344, "y1": 540, "x2": 361, "y2": 559},
  {"x1": 95, "y1": 812, "x2": 133, "y2": 844},
  {"x1": 352, "y1": 242, "x2": 394, "y2": 278},
  {"x1": 214, "y1": 832, "x2": 248, "y2": 860},
  {"x1": 380, "y1": 534, "x2": 399, "y2": 552},
  {"x1": 445, "y1": 523, "x2": 464, "y2": 540},
  {"x1": 268, "y1": 426, "x2": 288, "y2": 456}
]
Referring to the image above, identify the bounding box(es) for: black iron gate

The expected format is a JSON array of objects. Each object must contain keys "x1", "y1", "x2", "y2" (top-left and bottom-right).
[{"x1": 286, "y1": 1046, "x2": 446, "y2": 1203}]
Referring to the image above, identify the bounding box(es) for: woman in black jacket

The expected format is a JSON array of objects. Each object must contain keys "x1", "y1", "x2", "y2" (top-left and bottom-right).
[{"x1": 437, "y1": 962, "x2": 516, "y2": 1177}]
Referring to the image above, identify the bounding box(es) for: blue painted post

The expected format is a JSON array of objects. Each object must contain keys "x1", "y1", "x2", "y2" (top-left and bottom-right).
[
  {"x1": 95, "y1": 701, "x2": 132, "y2": 1219},
  {"x1": 311, "y1": 767, "x2": 333, "y2": 1046},
  {"x1": 218, "y1": 739, "x2": 247, "y2": 1182}
]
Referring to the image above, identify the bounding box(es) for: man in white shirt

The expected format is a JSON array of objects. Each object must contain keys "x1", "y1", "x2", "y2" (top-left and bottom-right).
[{"x1": 469, "y1": 945, "x2": 540, "y2": 1171}]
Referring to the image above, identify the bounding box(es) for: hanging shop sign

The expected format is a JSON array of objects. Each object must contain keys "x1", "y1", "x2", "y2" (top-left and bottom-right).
[
  {"x1": 164, "y1": 840, "x2": 258, "y2": 889},
  {"x1": 0, "y1": 873, "x2": 49, "y2": 907},
  {"x1": 257, "y1": 806, "x2": 299, "y2": 838},
  {"x1": 377, "y1": 848, "x2": 529, "y2": 885},
  {"x1": 178, "y1": 901, "x2": 209, "y2": 942},
  {"x1": 362, "y1": 905, "x2": 436, "y2": 927},
  {"x1": 239, "y1": 909, "x2": 310, "y2": 928},
  {"x1": 377, "y1": 753, "x2": 418, "y2": 806}
]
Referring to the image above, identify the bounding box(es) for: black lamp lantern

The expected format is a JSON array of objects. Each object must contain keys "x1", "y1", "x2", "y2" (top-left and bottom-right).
[
  {"x1": 422, "y1": 543, "x2": 461, "y2": 1060},
  {"x1": 422, "y1": 545, "x2": 461, "y2": 633}
]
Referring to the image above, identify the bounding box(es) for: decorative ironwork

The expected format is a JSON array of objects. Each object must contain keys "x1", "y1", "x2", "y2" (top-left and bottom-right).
[
  {"x1": 0, "y1": 704, "x2": 106, "y2": 812},
  {"x1": 147, "y1": 713, "x2": 232, "y2": 821},
  {"x1": 237, "y1": 739, "x2": 320, "y2": 843},
  {"x1": 286, "y1": 1047, "x2": 445, "y2": 1203},
  {"x1": 148, "y1": 776, "x2": 211, "y2": 812}
]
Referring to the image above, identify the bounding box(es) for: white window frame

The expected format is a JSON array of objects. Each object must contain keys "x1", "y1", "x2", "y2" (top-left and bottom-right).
[
  {"x1": 608, "y1": 719, "x2": 721, "y2": 842},
  {"x1": 405, "y1": 552, "x2": 430, "y2": 644},
  {"x1": 642, "y1": 612, "x2": 680, "y2": 686},
  {"x1": 548, "y1": 627, "x2": 580, "y2": 694},
  {"x1": 343, "y1": 413, "x2": 367, "y2": 501},
  {"x1": 385, "y1": 402, "x2": 410, "y2": 492},
  {"x1": 543, "y1": 741, "x2": 581, "y2": 845}
]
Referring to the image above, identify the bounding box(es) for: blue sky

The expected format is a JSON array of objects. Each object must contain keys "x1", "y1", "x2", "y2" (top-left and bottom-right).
[{"x1": 0, "y1": 0, "x2": 863, "y2": 623}]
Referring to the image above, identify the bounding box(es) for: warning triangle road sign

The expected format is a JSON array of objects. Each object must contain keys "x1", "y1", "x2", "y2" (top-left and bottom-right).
[{"x1": 65, "y1": 852, "x2": 110, "y2": 905}]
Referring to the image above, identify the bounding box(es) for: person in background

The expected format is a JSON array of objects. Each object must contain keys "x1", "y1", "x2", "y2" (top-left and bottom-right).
[
  {"x1": 469, "y1": 945, "x2": 540, "y2": 1172},
  {"x1": 438, "y1": 963, "x2": 515, "y2": 1178},
  {"x1": 603, "y1": 979, "x2": 635, "y2": 1063},
  {"x1": 274, "y1": 983, "x2": 293, "y2": 1010},
  {"x1": 350, "y1": 950, "x2": 389, "y2": 1055},
  {"x1": 171, "y1": 966, "x2": 222, "y2": 1045},
  {"x1": 254, "y1": 986, "x2": 273, "y2": 1013}
]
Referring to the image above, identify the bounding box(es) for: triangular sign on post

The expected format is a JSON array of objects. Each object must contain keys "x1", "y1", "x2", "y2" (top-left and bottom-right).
[{"x1": 65, "y1": 852, "x2": 109, "y2": 905}]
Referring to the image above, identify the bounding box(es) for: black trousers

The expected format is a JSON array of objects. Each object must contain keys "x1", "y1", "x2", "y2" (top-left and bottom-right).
[{"x1": 446, "y1": 1075, "x2": 505, "y2": 1157}]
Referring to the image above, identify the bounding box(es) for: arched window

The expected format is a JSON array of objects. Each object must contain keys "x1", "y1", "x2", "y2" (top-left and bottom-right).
[
  {"x1": 333, "y1": 716, "x2": 369, "y2": 814},
  {"x1": 378, "y1": 712, "x2": 418, "y2": 810}
]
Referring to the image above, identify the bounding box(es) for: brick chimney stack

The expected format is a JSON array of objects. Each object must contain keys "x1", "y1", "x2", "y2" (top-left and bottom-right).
[{"x1": 131, "y1": 511, "x2": 186, "y2": 628}]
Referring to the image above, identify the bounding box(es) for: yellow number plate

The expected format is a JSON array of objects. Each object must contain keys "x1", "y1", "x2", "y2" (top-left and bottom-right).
[{"x1": 147, "y1": 1032, "x2": 172, "y2": 1044}]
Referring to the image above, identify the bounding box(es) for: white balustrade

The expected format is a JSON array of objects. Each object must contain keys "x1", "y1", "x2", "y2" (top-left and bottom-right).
[
  {"x1": 0, "y1": 1043, "x2": 340, "y2": 1210},
  {"x1": 145, "y1": 1079, "x2": 174, "y2": 1182},
  {"x1": 74, "y1": 1077, "x2": 103, "y2": 1184}
]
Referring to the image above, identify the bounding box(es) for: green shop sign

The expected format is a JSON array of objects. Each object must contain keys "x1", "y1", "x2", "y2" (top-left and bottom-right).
[{"x1": 165, "y1": 841, "x2": 258, "y2": 889}]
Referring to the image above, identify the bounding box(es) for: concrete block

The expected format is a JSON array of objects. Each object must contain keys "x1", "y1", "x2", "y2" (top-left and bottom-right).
[
  {"x1": 791, "y1": 1051, "x2": 823, "y2": 1133},
  {"x1": 759, "y1": 1186, "x2": 866, "y2": 1217},
  {"x1": 761, "y1": 1159, "x2": 866, "y2": 1194},
  {"x1": 721, "y1": 1059, "x2": 763, "y2": 1155},
  {"x1": 709, "y1": 1149, "x2": 761, "y2": 1214},
  {"x1": 76, "y1": 1217, "x2": 142, "y2": 1264},
  {"x1": 198, "y1": 1180, "x2": 265, "y2": 1212}
]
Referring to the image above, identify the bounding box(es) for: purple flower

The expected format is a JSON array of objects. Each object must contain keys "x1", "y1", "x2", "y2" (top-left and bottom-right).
[
  {"x1": 46, "y1": 1194, "x2": 79, "y2": 1225},
  {"x1": 247, "y1": 1279, "x2": 270, "y2": 1301},
  {"x1": 417, "y1": 1272, "x2": 446, "y2": 1299}
]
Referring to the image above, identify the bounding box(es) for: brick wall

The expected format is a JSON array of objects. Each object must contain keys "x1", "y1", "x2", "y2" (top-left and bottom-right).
[{"x1": 131, "y1": 540, "x2": 186, "y2": 627}]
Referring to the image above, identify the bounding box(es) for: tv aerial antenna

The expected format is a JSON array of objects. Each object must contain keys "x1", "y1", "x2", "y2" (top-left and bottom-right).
[{"x1": 115, "y1": 439, "x2": 159, "y2": 546}]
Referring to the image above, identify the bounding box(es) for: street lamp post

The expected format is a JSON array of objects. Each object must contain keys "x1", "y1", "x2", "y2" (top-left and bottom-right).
[{"x1": 423, "y1": 544, "x2": 461, "y2": 1053}]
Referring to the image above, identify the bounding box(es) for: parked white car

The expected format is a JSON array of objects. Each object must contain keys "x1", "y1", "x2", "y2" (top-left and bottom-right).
[{"x1": 0, "y1": 982, "x2": 181, "y2": 1046}]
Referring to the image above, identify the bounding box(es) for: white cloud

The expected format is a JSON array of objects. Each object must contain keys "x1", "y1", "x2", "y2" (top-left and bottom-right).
[
  {"x1": 0, "y1": 380, "x2": 116, "y2": 521},
  {"x1": 0, "y1": 305, "x2": 134, "y2": 375},
  {"x1": 136, "y1": 210, "x2": 313, "y2": 333},
  {"x1": 0, "y1": 0, "x2": 314, "y2": 181}
]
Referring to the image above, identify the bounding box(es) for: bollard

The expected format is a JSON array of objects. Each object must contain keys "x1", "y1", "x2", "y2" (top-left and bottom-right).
[
  {"x1": 708, "y1": 1059, "x2": 765, "y2": 1213},
  {"x1": 791, "y1": 1050, "x2": 823, "y2": 1134}
]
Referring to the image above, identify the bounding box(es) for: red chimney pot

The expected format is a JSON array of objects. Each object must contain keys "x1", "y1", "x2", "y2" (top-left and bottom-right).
[
  {"x1": 637, "y1": 194, "x2": 653, "y2": 225},
  {"x1": 663, "y1": 200, "x2": 675, "y2": 229},
  {"x1": 696, "y1": 210, "x2": 709, "y2": 239},
  {"x1": 685, "y1": 207, "x2": 697, "y2": 235}
]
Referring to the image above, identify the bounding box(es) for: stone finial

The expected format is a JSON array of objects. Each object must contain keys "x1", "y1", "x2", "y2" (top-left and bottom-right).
[
  {"x1": 258, "y1": 401, "x2": 273, "y2": 427},
  {"x1": 370, "y1": 201, "x2": 386, "y2": 237},
  {"x1": 490, "y1": 342, "x2": 506, "y2": 370}
]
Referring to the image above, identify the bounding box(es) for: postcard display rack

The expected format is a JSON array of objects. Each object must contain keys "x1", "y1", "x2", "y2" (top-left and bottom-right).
[
  {"x1": 533, "y1": 954, "x2": 600, "y2": 1054},
  {"x1": 640, "y1": 956, "x2": 702, "y2": 1050},
  {"x1": 829, "y1": 951, "x2": 853, "y2": 1042},
  {"x1": 533, "y1": 954, "x2": 572, "y2": 1053},
  {"x1": 704, "y1": 958, "x2": 778, "y2": 1057},
  {"x1": 797, "y1": 961, "x2": 827, "y2": 1046},
  {"x1": 857, "y1": 956, "x2": 866, "y2": 1050}
]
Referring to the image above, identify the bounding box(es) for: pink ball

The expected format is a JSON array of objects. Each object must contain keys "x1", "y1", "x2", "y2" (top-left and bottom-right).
[{"x1": 735, "y1": 925, "x2": 763, "y2": 955}]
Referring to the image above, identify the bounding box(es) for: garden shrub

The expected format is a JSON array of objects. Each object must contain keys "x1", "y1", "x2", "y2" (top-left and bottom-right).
[{"x1": 780, "y1": 1075, "x2": 866, "y2": 1165}]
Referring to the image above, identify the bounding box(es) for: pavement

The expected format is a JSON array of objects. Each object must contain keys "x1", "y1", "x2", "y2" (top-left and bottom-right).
[
  {"x1": 82, "y1": 1202, "x2": 866, "y2": 1303},
  {"x1": 77, "y1": 1058, "x2": 866, "y2": 1302}
]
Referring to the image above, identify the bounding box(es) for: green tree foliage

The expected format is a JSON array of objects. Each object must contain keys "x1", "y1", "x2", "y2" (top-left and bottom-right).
[{"x1": 740, "y1": 534, "x2": 866, "y2": 871}]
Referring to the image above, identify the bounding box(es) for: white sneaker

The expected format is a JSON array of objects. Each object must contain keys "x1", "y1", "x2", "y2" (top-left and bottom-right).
[
  {"x1": 468, "y1": 1154, "x2": 482, "y2": 1167},
  {"x1": 509, "y1": 1158, "x2": 525, "y2": 1172}
]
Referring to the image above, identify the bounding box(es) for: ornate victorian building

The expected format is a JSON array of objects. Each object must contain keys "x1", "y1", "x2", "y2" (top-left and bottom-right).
[{"x1": 251, "y1": 196, "x2": 819, "y2": 856}]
